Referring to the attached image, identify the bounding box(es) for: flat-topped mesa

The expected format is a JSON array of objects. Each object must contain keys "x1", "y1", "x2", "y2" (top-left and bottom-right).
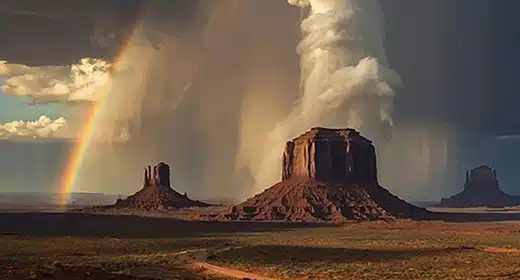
[
  {"x1": 203, "y1": 127, "x2": 429, "y2": 222},
  {"x1": 282, "y1": 127, "x2": 377, "y2": 185}
]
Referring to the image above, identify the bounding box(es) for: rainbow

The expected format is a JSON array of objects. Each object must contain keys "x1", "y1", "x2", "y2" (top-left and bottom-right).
[{"x1": 58, "y1": 30, "x2": 138, "y2": 207}]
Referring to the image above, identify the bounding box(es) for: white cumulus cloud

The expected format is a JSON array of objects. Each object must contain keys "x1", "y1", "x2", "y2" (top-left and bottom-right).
[
  {"x1": 0, "y1": 115, "x2": 71, "y2": 140},
  {"x1": 0, "y1": 58, "x2": 111, "y2": 104}
]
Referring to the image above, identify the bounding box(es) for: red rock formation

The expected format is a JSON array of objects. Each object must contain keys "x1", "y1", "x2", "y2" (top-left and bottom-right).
[
  {"x1": 211, "y1": 127, "x2": 428, "y2": 222},
  {"x1": 437, "y1": 165, "x2": 520, "y2": 207},
  {"x1": 145, "y1": 162, "x2": 170, "y2": 187},
  {"x1": 83, "y1": 162, "x2": 210, "y2": 212},
  {"x1": 282, "y1": 128, "x2": 377, "y2": 184},
  {"x1": 224, "y1": 178, "x2": 394, "y2": 222},
  {"x1": 143, "y1": 166, "x2": 151, "y2": 187}
]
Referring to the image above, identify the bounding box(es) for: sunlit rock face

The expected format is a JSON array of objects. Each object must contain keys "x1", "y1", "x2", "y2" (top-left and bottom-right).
[
  {"x1": 205, "y1": 127, "x2": 429, "y2": 222},
  {"x1": 282, "y1": 127, "x2": 377, "y2": 185}
]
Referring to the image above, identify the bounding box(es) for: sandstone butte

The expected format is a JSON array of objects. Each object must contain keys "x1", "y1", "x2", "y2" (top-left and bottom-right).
[
  {"x1": 82, "y1": 162, "x2": 210, "y2": 212},
  {"x1": 437, "y1": 165, "x2": 520, "y2": 208},
  {"x1": 212, "y1": 127, "x2": 430, "y2": 222}
]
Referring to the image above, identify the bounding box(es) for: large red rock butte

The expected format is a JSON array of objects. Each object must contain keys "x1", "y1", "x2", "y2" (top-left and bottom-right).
[
  {"x1": 84, "y1": 162, "x2": 210, "y2": 212},
  {"x1": 220, "y1": 127, "x2": 428, "y2": 222},
  {"x1": 437, "y1": 165, "x2": 520, "y2": 208}
]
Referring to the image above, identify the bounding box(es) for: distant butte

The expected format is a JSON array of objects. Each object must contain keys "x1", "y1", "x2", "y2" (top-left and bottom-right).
[
  {"x1": 203, "y1": 127, "x2": 429, "y2": 222},
  {"x1": 81, "y1": 162, "x2": 210, "y2": 212},
  {"x1": 437, "y1": 165, "x2": 520, "y2": 208}
]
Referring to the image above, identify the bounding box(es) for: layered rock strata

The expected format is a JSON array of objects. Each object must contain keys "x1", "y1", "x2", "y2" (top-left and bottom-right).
[{"x1": 213, "y1": 127, "x2": 428, "y2": 222}]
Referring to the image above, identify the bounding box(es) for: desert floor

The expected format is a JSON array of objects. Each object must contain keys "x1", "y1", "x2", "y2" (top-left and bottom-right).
[{"x1": 1, "y1": 211, "x2": 520, "y2": 280}]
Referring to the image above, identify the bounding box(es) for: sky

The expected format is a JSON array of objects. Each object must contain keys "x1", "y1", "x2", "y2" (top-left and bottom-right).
[
  {"x1": 0, "y1": 0, "x2": 519, "y2": 200},
  {"x1": 0, "y1": 78, "x2": 68, "y2": 122}
]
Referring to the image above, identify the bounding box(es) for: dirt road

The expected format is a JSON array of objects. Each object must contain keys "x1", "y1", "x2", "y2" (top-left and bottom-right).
[{"x1": 192, "y1": 262, "x2": 278, "y2": 280}]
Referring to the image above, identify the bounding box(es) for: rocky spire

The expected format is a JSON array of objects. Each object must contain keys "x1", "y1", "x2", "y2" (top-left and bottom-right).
[
  {"x1": 152, "y1": 165, "x2": 159, "y2": 187},
  {"x1": 155, "y1": 162, "x2": 171, "y2": 187},
  {"x1": 143, "y1": 168, "x2": 150, "y2": 187},
  {"x1": 95, "y1": 161, "x2": 211, "y2": 210},
  {"x1": 141, "y1": 163, "x2": 172, "y2": 188}
]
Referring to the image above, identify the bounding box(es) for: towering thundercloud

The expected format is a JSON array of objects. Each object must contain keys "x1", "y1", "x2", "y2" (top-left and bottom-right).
[{"x1": 251, "y1": 0, "x2": 401, "y2": 193}]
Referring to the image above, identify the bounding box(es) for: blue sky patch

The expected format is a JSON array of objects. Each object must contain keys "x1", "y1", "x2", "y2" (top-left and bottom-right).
[{"x1": 0, "y1": 77, "x2": 69, "y2": 122}]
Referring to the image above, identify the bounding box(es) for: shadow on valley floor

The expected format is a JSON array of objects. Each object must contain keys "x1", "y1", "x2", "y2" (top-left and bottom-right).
[
  {"x1": 0, "y1": 212, "x2": 334, "y2": 238},
  {"x1": 210, "y1": 244, "x2": 468, "y2": 264},
  {"x1": 427, "y1": 211, "x2": 520, "y2": 222},
  {"x1": 2, "y1": 237, "x2": 240, "y2": 258}
]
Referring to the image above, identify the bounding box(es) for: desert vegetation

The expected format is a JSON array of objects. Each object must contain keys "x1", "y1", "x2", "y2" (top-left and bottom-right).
[{"x1": 1, "y1": 213, "x2": 520, "y2": 279}]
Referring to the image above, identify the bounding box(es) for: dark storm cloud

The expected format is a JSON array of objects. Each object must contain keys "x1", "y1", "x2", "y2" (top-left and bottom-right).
[
  {"x1": 0, "y1": 0, "x2": 205, "y2": 65},
  {"x1": 3, "y1": 0, "x2": 517, "y2": 136},
  {"x1": 382, "y1": 0, "x2": 520, "y2": 137},
  {"x1": 3, "y1": 0, "x2": 520, "y2": 197},
  {"x1": 380, "y1": 0, "x2": 520, "y2": 194}
]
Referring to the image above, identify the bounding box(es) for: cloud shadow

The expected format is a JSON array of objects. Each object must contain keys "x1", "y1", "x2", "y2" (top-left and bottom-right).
[
  {"x1": 0, "y1": 212, "x2": 335, "y2": 238},
  {"x1": 210, "y1": 244, "x2": 468, "y2": 264}
]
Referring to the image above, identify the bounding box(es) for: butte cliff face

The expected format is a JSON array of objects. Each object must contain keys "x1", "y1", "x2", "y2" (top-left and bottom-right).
[
  {"x1": 282, "y1": 128, "x2": 377, "y2": 184},
  {"x1": 143, "y1": 162, "x2": 171, "y2": 189},
  {"x1": 219, "y1": 127, "x2": 428, "y2": 222},
  {"x1": 437, "y1": 165, "x2": 520, "y2": 208},
  {"x1": 83, "y1": 162, "x2": 210, "y2": 212}
]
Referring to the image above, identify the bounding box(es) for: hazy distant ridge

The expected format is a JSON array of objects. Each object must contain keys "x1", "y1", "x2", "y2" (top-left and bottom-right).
[{"x1": 0, "y1": 192, "x2": 124, "y2": 206}]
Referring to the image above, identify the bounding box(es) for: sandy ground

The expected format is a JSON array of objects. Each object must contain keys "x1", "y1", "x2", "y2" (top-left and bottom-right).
[
  {"x1": 429, "y1": 206, "x2": 520, "y2": 213},
  {"x1": 192, "y1": 262, "x2": 279, "y2": 280},
  {"x1": 1, "y1": 210, "x2": 520, "y2": 279}
]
